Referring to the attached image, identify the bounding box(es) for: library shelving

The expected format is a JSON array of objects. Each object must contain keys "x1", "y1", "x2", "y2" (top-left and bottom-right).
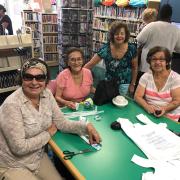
[
  {"x1": 22, "y1": 10, "x2": 42, "y2": 58},
  {"x1": 57, "y1": 0, "x2": 93, "y2": 71},
  {"x1": 0, "y1": 30, "x2": 33, "y2": 104},
  {"x1": 93, "y1": 5, "x2": 145, "y2": 52},
  {"x1": 41, "y1": 13, "x2": 59, "y2": 66}
]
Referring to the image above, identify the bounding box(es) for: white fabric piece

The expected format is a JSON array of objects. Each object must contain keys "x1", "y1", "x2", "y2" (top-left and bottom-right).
[
  {"x1": 119, "y1": 116, "x2": 180, "y2": 180},
  {"x1": 119, "y1": 117, "x2": 180, "y2": 161},
  {"x1": 132, "y1": 155, "x2": 180, "y2": 180}
]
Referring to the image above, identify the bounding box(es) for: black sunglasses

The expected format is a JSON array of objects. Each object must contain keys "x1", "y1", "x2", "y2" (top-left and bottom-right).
[{"x1": 22, "y1": 73, "x2": 47, "y2": 82}]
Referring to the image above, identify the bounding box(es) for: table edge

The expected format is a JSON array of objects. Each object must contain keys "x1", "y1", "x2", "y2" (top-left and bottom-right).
[{"x1": 49, "y1": 139, "x2": 85, "y2": 180}]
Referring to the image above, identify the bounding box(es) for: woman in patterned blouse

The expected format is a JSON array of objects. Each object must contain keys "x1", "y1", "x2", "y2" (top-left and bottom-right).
[
  {"x1": 84, "y1": 21, "x2": 138, "y2": 95},
  {"x1": 0, "y1": 58, "x2": 101, "y2": 180}
]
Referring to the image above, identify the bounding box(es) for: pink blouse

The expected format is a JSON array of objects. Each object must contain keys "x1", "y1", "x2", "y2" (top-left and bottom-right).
[{"x1": 56, "y1": 68, "x2": 93, "y2": 102}]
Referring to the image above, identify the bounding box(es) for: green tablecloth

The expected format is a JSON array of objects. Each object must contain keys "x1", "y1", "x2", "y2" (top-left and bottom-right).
[{"x1": 51, "y1": 99, "x2": 180, "y2": 180}]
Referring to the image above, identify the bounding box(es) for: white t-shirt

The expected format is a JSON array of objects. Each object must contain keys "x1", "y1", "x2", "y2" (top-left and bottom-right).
[
  {"x1": 139, "y1": 70, "x2": 180, "y2": 121},
  {"x1": 137, "y1": 21, "x2": 180, "y2": 72}
]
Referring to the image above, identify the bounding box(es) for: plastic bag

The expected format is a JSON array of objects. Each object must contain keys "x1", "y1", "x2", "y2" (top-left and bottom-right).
[
  {"x1": 129, "y1": 0, "x2": 147, "y2": 7},
  {"x1": 101, "y1": 0, "x2": 115, "y2": 6},
  {"x1": 115, "y1": 0, "x2": 129, "y2": 7},
  {"x1": 93, "y1": 79, "x2": 119, "y2": 105}
]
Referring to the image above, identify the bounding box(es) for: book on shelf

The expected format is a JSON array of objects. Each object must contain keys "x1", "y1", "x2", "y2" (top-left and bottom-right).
[
  {"x1": 44, "y1": 44, "x2": 58, "y2": 53},
  {"x1": 80, "y1": 23, "x2": 87, "y2": 33},
  {"x1": 42, "y1": 24, "x2": 58, "y2": 32},
  {"x1": 71, "y1": 23, "x2": 79, "y2": 33},
  {"x1": 42, "y1": 14, "x2": 57, "y2": 23},
  {"x1": 62, "y1": 9, "x2": 70, "y2": 21},
  {"x1": 43, "y1": 36, "x2": 58, "y2": 43},
  {"x1": 71, "y1": 35, "x2": 79, "y2": 46},
  {"x1": 0, "y1": 70, "x2": 19, "y2": 89},
  {"x1": 70, "y1": 10, "x2": 79, "y2": 21},
  {"x1": 44, "y1": 53, "x2": 58, "y2": 61}
]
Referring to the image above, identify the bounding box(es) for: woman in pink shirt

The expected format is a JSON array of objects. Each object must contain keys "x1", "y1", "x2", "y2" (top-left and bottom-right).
[
  {"x1": 135, "y1": 46, "x2": 180, "y2": 121},
  {"x1": 55, "y1": 48, "x2": 95, "y2": 109}
]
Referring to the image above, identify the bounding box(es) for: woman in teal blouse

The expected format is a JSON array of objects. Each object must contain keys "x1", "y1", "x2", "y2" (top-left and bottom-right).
[{"x1": 84, "y1": 21, "x2": 138, "y2": 95}]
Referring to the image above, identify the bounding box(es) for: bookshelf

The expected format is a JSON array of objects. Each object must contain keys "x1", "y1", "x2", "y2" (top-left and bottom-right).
[
  {"x1": 57, "y1": 0, "x2": 93, "y2": 71},
  {"x1": 93, "y1": 5, "x2": 145, "y2": 52},
  {"x1": 0, "y1": 32, "x2": 33, "y2": 104},
  {"x1": 22, "y1": 10, "x2": 42, "y2": 58},
  {"x1": 41, "y1": 13, "x2": 59, "y2": 66}
]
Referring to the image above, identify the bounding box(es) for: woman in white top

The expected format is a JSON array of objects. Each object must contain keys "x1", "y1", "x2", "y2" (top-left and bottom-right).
[{"x1": 135, "y1": 46, "x2": 180, "y2": 121}]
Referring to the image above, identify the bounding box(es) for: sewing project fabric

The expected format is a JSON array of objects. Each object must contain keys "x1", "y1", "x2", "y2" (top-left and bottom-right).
[{"x1": 118, "y1": 115, "x2": 180, "y2": 180}]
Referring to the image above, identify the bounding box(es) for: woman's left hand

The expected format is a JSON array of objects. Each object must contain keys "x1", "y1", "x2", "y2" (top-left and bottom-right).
[
  {"x1": 86, "y1": 123, "x2": 101, "y2": 144},
  {"x1": 153, "y1": 107, "x2": 166, "y2": 117},
  {"x1": 129, "y1": 84, "x2": 135, "y2": 94}
]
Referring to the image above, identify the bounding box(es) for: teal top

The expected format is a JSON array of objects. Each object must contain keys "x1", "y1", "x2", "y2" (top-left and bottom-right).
[{"x1": 97, "y1": 42, "x2": 137, "y2": 84}]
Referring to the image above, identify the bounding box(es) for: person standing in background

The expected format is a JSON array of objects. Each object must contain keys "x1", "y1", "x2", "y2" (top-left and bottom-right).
[
  {"x1": 0, "y1": 4, "x2": 13, "y2": 35},
  {"x1": 135, "y1": 8, "x2": 158, "y2": 88},
  {"x1": 84, "y1": 21, "x2": 138, "y2": 96},
  {"x1": 138, "y1": 8, "x2": 157, "y2": 33},
  {"x1": 136, "y1": 4, "x2": 180, "y2": 78}
]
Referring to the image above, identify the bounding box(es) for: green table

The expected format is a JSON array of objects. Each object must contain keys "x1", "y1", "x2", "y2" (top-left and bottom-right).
[{"x1": 49, "y1": 100, "x2": 180, "y2": 180}]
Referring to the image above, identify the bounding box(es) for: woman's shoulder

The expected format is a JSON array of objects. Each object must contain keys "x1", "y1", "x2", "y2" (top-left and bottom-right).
[
  {"x1": 2, "y1": 88, "x2": 24, "y2": 106},
  {"x1": 170, "y1": 70, "x2": 180, "y2": 78},
  {"x1": 57, "y1": 68, "x2": 71, "y2": 79},
  {"x1": 128, "y1": 43, "x2": 136, "y2": 51},
  {"x1": 127, "y1": 43, "x2": 137, "y2": 56},
  {"x1": 141, "y1": 71, "x2": 153, "y2": 79},
  {"x1": 82, "y1": 67, "x2": 91, "y2": 74},
  {"x1": 169, "y1": 71, "x2": 180, "y2": 84},
  {"x1": 97, "y1": 42, "x2": 110, "y2": 54}
]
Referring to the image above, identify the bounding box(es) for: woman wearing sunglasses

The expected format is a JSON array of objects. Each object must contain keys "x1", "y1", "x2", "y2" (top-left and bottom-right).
[
  {"x1": 55, "y1": 48, "x2": 95, "y2": 109},
  {"x1": 0, "y1": 58, "x2": 101, "y2": 180}
]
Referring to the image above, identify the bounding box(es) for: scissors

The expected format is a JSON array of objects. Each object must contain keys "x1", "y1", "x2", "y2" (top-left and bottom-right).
[{"x1": 63, "y1": 149, "x2": 93, "y2": 160}]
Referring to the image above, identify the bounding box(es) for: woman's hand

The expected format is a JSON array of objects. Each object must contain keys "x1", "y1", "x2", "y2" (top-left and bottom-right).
[
  {"x1": 145, "y1": 104, "x2": 156, "y2": 114},
  {"x1": 153, "y1": 107, "x2": 166, "y2": 117},
  {"x1": 86, "y1": 123, "x2": 101, "y2": 144},
  {"x1": 65, "y1": 101, "x2": 76, "y2": 109},
  {"x1": 47, "y1": 123, "x2": 57, "y2": 137},
  {"x1": 128, "y1": 84, "x2": 135, "y2": 94}
]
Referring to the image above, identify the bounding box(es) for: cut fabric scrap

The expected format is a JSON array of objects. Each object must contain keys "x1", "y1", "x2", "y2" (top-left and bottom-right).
[
  {"x1": 132, "y1": 155, "x2": 180, "y2": 180},
  {"x1": 119, "y1": 118, "x2": 180, "y2": 161},
  {"x1": 119, "y1": 117, "x2": 180, "y2": 180}
]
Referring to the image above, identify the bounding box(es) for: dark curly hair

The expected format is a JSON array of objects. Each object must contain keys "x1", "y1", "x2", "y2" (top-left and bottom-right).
[
  {"x1": 147, "y1": 46, "x2": 171, "y2": 70},
  {"x1": 159, "y1": 4, "x2": 172, "y2": 21},
  {"x1": 0, "y1": 4, "x2": 6, "y2": 12},
  {"x1": 109, "y1": 21, "x2": 130, "y2": 43}
]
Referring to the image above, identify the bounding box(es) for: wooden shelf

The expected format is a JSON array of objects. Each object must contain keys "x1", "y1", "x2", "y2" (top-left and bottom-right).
[
  {"x1": 0, "y1": 43, "x2": 33, "y2": 50},
  {"x1": 0, "y1": 66, "x2": 20, "y2": 73},
  {"x1": 43, "y1": 32, "x2": 58, "y2": 34},
  {"x1": 25, "y1": 20, "x2": 39, "y2": 23},
  {"x1": 46, "y1": 61, "x2": 59, "y2": 66},
  {"x1": 44, "y1": 52, "x2": 58, "y2": 54},
  {"x1": 94, "y1": 15, "x2": 141, "y2": 22},
  {"x1": 42, "y1": 23, "x2": 58, "y2": 25},
  {"x1": 0, "y1": 86, "x2": 19, "y2": 94}
]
